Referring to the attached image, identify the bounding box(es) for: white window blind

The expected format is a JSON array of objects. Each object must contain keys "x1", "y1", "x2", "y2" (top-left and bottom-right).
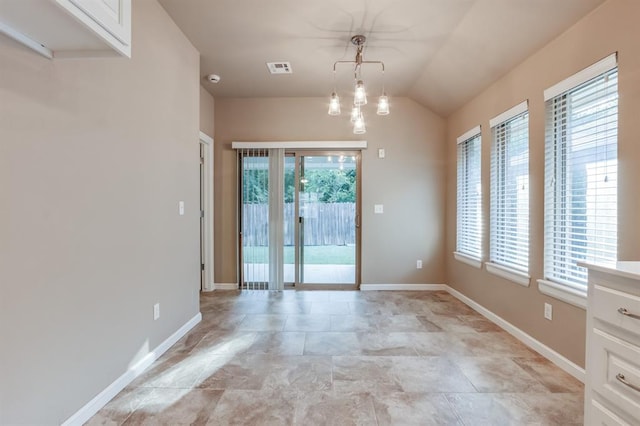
[
  {"x1": 456, "y1": 128, "x2": 482, "y2": 260},
  {"x1": 490, "y1": 103, "x2": 529, "y2": 273},
  {"x1": 544, "y1": 62, "x2": 618, "y2": 291},
  {"x1": 238, "y1": 148, "x2": 286, "y2": 291}
]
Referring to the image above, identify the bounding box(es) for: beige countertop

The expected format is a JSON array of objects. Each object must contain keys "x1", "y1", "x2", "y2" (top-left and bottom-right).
[{"x1": 579, "y1": 261, "x2": 640, "y2": 281}]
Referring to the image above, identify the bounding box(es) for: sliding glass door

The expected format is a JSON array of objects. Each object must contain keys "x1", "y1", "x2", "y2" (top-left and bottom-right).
[
  {"x1": 296, "y1": 153, "x2": 359, "y2": 288},
  {"x1": 239, "y1": 149, "x2": 360, "y2": 290}
]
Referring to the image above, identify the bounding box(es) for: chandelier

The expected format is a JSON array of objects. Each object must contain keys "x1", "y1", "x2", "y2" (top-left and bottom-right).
[{"x1": 328, "y1": 35, "x2": 389, "y2": 134}]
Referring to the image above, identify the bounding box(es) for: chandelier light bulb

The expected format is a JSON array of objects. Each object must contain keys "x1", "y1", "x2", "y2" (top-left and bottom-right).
[
  {"x1": 377, "y1": 94, "x2": 390, "y2": 115},
  {"x1": 353, "y1": 111, "x2": 366, "y2": 134},
  {"x1": 350, "y1": 105, "x2": 359, "y2": 123},
  {"x1": 328, "y1": 92, "x2": 341, "y2": 115},
  {"x1": 354, "y1": 80, "x2": 367, "y2": 106}
]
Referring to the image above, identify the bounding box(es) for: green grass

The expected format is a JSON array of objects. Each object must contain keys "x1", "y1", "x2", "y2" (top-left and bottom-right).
[{"x1": 243, "y1": 245, "x2": 355, "y2": 265}]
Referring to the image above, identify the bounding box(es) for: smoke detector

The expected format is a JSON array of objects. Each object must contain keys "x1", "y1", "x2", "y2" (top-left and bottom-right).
[{"x1": 266, "y1": 62, "x2": 292, "y2": 74}]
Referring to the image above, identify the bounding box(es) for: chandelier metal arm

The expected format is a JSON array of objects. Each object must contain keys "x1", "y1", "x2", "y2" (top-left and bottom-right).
[{"x1": 333, "y1": 60, "x2": 385, "y2": 73}]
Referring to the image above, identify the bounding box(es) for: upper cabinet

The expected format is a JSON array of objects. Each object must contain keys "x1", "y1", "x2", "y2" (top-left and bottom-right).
[{"x1": 0, "y1": 0, "x2": 131, "y2": 59}]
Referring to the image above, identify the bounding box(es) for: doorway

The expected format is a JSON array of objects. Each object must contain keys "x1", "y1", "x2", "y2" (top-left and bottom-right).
[
  {"x1": 199, "y1": 132, "x2": 214, "y2": 292},
  {"x1": 238, "y1": 149, "x2": 361, "y2": 290}
]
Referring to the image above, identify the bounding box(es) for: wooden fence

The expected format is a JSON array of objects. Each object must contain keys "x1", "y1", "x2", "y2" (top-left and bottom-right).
[{"x1": 243, "y1": 203, "x2": 355, "y2": 246}]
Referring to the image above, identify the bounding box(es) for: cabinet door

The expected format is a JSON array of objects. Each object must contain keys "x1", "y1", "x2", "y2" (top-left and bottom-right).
[{"x1": 57, "y1": 0, "x2": 131, "y2": 45}]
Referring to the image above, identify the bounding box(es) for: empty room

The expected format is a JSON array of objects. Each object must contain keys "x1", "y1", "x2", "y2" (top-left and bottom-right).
[{"x1": 2, "y1": 0, "x2": 640, "y2": 424}]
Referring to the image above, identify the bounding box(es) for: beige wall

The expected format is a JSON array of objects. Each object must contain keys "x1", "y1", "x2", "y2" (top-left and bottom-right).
[
  {"x1": 445, "y1": 0, "x2": 640, "y2": 367},
  {"x1": 0, "y1": 1, "x2": 201, "y2": 423},
  {"x1": 214, "y1": 97, "x2": 446, "y2": 286},
  {"x1": 200, "y1": 85, "x2": 215, "y2": 136}
]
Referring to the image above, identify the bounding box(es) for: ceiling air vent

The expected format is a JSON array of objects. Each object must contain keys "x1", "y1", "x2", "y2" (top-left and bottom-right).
[{"x1": 266, "y1": 62, "x2": 292, "y2": 74}]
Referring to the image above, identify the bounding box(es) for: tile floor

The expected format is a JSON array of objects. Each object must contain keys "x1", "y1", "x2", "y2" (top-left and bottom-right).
[{"x1": 87, "y1": 290, "x2": 584, "y2": 425}]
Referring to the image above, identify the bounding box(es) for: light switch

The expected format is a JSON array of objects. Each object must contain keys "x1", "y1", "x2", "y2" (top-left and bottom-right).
[
  {"x1": 378, "y1": 148, "x2": 385, "y2": 159},
  {"x1": 374, "y1": 204, "x2": 384, "y2": 214},
  {"x1": 179, "y1": 201, "x2": 185, "y2": 215}
]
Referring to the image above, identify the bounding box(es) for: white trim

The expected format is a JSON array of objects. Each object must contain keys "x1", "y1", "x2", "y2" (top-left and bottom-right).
[
  {"x1": 453, "y1": 252, "x2": 482, "y2": 269},
  {"x1": 446, "y1": 286, "x2": 585, "y2": 383},
  {"x1": 232, "y1": 141, "x2": 367, "y2": 150},
  {"x1": 199, "y1": 131, "x2": 213, "y2": 145},
  {"x1": 62, "y1": 313, "x2": 202, "y2": 426},
  {"x1": 0, "y1": 21, "x2": 54, "y2": 59},
  {"x1": 485, "y1": 262, "x2": 531, "y2": 287},
  {"x1": 360, "y1": 284, "x2": 448, "y2": 291},
  {"x1": 489, "y1": 100, "x2": 529, "y2": 128},
  {"x1": 199, "y1": 132, "x2": 214, "y2": 292},
  {"x1": 214, "y1": 283, "x2": 239, "y2": 290},
  {"x1": 544, "y1": 53, "x2": 617, "y2": 101},
  {"x1": 537, "y1": 279, "x2": 587, "y2": 310},
  {"x1": 456, "y1": 126, "x2": 481, "y2": 145}
]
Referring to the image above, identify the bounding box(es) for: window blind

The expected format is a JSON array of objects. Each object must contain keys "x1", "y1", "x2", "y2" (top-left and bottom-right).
[
  {"x1": 544, "y1": 65, "x2": 618, "y2": 290},
  {"x1": 490, "y1": 103, "x2": 529, "y2": 273},
  {"x1": 238, "y1": 148, "x2": 286, "y2": 290},
  {"x1": 456, "y1": 129, "x2": 482, "y2": 260}
]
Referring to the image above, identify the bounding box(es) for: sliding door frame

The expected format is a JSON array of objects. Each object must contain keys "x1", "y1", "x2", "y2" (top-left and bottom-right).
[
  {"x1": 233, "y1": 141, "x2": 366, "y2": 291},
  {"x1": 292, "y1": 150, "x2": 361, "y2": 290}
]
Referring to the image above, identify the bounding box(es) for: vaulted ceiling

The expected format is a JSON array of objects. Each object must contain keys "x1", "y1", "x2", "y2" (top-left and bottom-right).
[{"x1": 158, "y1": 0, "x2": 605, "y2": 117}]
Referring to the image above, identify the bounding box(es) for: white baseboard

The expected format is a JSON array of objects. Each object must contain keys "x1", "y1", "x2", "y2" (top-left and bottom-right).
[
  {"x1": 446, "y1": 286, "x2": 585, "y2": 383},
  {"x1": 360, "y1": 284, "x2": 448, "y2": 291},
  {"x1": 360, "y1": 283, "x2": 585, "y2": 383},
  {"x1": 62, "y1": 312, "x2": 202, "y2": 426},
  {"x1": 214, "y1": 283, "x2": 239, "y2": 290}
]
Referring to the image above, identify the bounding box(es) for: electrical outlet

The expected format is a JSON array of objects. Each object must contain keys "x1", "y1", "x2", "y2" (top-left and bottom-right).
[
  {"x1": 416, "y1": 260, "x2": 423, "y2": 269},
  {"x1": 544, "y1": 303, "x2": 552, "y2": 321},
  {"x1": 153, "y1": 303, "x2": 160, "y2": 320}
]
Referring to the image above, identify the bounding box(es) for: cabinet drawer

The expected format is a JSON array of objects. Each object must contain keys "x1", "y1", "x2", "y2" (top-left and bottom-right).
[
  {"x1": 591, "y1": 329, "x2": 640, "y2": 421},
  {"x1": 590, "y1": 399, "x2": 632, "y2": 426},
  {"x1": 593, "y1": 284, "x2": 640, "y2": 340}
]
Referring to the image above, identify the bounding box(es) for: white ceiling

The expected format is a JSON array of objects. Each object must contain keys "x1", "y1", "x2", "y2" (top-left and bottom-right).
[{"x1": 158, "y1": 0, "x2": 605, "y2": 117}]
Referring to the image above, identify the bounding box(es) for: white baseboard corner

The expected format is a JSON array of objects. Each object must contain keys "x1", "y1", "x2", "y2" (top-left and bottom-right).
[
  {"x1": 62, "y1": 312, "x2": 202, "y2": 426},
  {"x1": 445, "y1": 286, "x2": 586, "y2": 383},
  {"x1": 360, "y1": 283, "x2": 448, "y2": 291},
  {"x1": 214, "y1": 283, "x2": 239, "y2": 290}
]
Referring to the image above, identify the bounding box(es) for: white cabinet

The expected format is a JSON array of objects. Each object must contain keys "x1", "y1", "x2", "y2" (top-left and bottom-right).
[
  {"x1": 0, "y1": 0, "x2": 131, "y2": 58},
  {"x1": 583, "y1": 262, "x2": 640, "y2": 425}
]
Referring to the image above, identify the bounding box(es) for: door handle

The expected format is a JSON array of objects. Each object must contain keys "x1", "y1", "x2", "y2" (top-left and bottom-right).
[{"x1": 355, "y1": 214, "x2": 360, "y2": 228}]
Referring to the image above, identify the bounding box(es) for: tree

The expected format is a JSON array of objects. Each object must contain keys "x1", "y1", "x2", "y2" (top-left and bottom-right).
[
  {"x1": 243, "y1": 168, "x2": 356, "y2": 203},
  {"x1": 303, "y1": 169, "x2": 355, "y2": 202}
]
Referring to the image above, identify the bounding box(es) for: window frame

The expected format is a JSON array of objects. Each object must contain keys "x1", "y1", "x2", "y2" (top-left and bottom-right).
[
  {"x1": 455, "y1": 126, "x2": 483, "y2": 268},
  {"x1": 538, "y1": 53, "x2": 618, "y2": 309},
  {"x1": 487, "y1": 101, "x2": 531, "y2": 286}
]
